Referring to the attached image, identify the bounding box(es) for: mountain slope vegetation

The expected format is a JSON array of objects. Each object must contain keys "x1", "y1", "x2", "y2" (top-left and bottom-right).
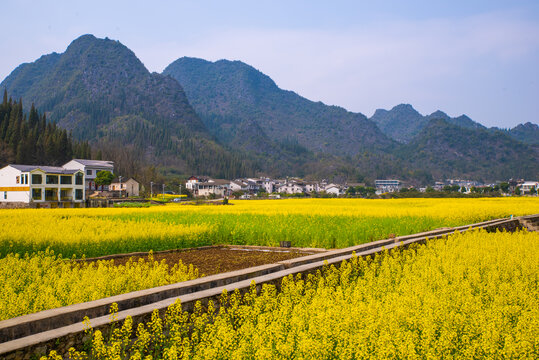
[
  {"x1": 163, "y1": 57, "x2": 396, "y2": 157},
  {"x1": 400, "y1": 119, "x2": 539, "y2": 181},
  {"x1": 2, "y1": 35, "x2": 537, "y2": 184},
  {"x1": 371, "y1": 104, "x2": 486, "y2": 143},
  {"x1": 0, "y1": 35, "x2": 252, "y2": 178}
]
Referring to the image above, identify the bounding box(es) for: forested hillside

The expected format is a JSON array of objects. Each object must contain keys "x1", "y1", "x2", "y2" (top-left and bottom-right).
[
  {"x1": 2, "y1": 35, "x2": 538, "y2": 184},
  {"x1": 0, "y1": 91, "x2": 90, "y2": 167},
  {"x1": 370, "y1": 104, "x2": 486, "y2": 143},
  {"x1": 163, "y1": 57, "x2": 395, "y2": 157},
  {"x1": 400, "y1": 119, "x2": 539, "y2": 181},
  {"x1": 0, "y1": 35, "x2": 253, "y2": 179}
]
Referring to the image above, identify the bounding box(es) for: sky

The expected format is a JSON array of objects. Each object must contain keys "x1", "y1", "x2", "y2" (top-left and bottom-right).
[{"x1": 2, "y1": 0, "x2": 539, "y2": 128}]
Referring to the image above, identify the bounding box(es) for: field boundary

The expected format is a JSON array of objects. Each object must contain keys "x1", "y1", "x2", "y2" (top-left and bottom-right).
[
  {"x1": 75, "y1": 244, "x2": 327, "y2": 263},
  {"x1": 0, "y1": 215, "x2": 535, "y2": 359}
]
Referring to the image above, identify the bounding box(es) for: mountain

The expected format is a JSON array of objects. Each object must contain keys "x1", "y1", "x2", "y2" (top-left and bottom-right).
[
  {"x1": 371, "y1": 105, "x2": 486, "y2": 143},
  {"x1": 0, "y1": 35, "x2": 251, "y2": 178},
  {"x1": 370, "y1": 104, "x2": 427, "y2": 143},
  {"x1": 506, "y1": 122, "x2": 539, "y2": 145},
  {"x1": 162, "y1": 57, "x2": 395, "y2": 157},
  {"x1": 400, "y1": 119, "x2": 539, "y2": 181},
  {"x1": 2, "y1": 36, "x2": 536, "y2": 183}
]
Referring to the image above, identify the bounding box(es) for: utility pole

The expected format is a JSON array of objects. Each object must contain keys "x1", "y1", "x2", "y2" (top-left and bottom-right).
[
  {"x1": 179, "y1": 184, "x2": 182, "y2": 197},
  {"x1": 162, "y1": 183, "x2": 165, "y2": 201},
  {"x1": 119, "y1": 176, "x2": 122, "y2": 198},
  {"x1": 150, "y1": 181, "x2": 153, "y2": 199}
]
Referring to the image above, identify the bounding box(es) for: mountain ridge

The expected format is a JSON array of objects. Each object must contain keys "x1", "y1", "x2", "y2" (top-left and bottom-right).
[
  {"x1": 2, "y1": 35, "x2": 538, "y2": 183},
  {"x1": 0, "y1": 35, "x2": 253, "y2": 178},
  {"x1": 163, "y1": 56, "x2": 396, "y2": 157}
]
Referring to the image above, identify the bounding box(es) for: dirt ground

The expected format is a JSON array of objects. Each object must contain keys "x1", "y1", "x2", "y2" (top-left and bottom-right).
[{"x1": 108, "y1": 248, "x2": 309, "y2": 276}]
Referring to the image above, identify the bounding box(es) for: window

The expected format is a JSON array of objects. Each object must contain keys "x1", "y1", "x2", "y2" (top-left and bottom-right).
[
  {"x1": 75, "y1": 189, "x2": 83, "y2": 200},
  {"x1": 60, "y1": 176, "x2": 72, "y2": 185},
  {"x1": 3, "y1": 192, "x2": 6, "y2": 200},
  {"x1": 32, "y1": 174, "x2": 42, "y2": 184},
  {"x1": 32, "y1": 188, "x2": 42, "y2": 200},
  {"x1": 45, "y1": 189, "x2": 57, "y2": 201},
  {"x1": 75, "y1": 173, "x2": 83, "y2": 185},
  {"x1": 16, "y1": 176, "x2": 20, "y2": 184},
  {"x1": 23, "y1": 174, "x2": 28, "y2": 184},
  {"x1": 46, "y1": 175, "x2": 59, "y2": 184},
  {"x1": 87, "y1": 169, "x2": 92, "y2": 176}
]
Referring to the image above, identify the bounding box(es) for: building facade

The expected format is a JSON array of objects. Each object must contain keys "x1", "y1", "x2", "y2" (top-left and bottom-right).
[
  {"x1": 0, "y1": 165, "x2": 85, "y2": 207},
  {"x1": 63, "y1": 159, "x2": 114, "y2": 192},
  {"x1": 109, "y1": 178, "x2": 140, "y2": 197},
  {"x1": 375, "y1": 179, "x2": 402, "y2": 193}
]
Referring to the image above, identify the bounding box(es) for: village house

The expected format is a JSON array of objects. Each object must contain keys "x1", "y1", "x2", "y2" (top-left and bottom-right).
[
  {"x1": 0, "y1": 164, "x2": 85, "y2": 207},
  {"x1": 324, "y1": 183, "x2": 344, "y2": 196},
  {"x1": 63, "y1": 159, "x2": 114, "y2": 192},
  {"x1": 230, "y1": 180, "x2": 248, "y2": 193},
  {"x1": 185, "y1": 176, "x2": 210, "y2": 191},
  {"x1": 260, "y1": 178, "x2": 277, "y2": 193},
  {"x1": 109, "y1": 178, "x2": 140, "y2": 197},
  {"x1": 375, "y1": 179, "x2": 402, "y2": 194},
  {"x1": 245, "y1": 178, "x2": 262, "y2": 193},
  {"x1": 304, "y1": 181, "x2": 321, "y2": 193},
  {"x1": 277, "y1": 181, "x2": 305, "y2": 194},
  {"x1": 519, "y1": 181, "x2": 538, "y2": 193},
  {"x1": 193, "y1": 178, "x2": 231, "y2": 198}
]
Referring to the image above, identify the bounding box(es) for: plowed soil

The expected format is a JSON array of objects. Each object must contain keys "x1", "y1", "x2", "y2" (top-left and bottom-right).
[{"x1": 109, "y1": 248, "x2": 309, "y2": 276}]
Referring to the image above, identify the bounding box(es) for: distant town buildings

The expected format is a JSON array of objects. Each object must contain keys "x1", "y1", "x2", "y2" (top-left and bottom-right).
[{"x1": 184, "y1": 175, "x2": 538, "y2": 199}]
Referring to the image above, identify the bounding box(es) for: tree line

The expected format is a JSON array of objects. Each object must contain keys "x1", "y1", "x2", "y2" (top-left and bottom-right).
[{"x1": 0, "y1": 90, "x2": 91, "y2": 167}]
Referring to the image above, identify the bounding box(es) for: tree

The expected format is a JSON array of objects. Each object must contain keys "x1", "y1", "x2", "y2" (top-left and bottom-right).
[
  {"x1": 500, "y1": 182, "x2": 509, "y2": 194},
  {"x1": 530, "y1": 186, "x2": 537, "y2": 195},
  {"x1": 515, "y1": 187, "x2": 521, "y2": 195},
  {"x1": 94, "y1": 171, "x2": 114, "y2": 187}
]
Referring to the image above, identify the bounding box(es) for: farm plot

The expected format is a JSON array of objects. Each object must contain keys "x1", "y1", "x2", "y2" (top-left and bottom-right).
[
  {"x1": 1, "y1": 198, "x2": 537, "y2": 258},
  {"x1": 54, "y1": 229, "x2": 539, "y2": 360}
]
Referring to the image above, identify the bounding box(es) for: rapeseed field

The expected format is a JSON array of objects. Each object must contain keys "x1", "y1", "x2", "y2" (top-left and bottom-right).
[
  {"x1": 43, "y1": 229, "x2": 539, "y2": 359},
  {"x1": 1, "y1": 198, "x2": 537, "y2": 257},
  {"x1": 0, "y1": 251, "x2": 198, "y2": 320}
]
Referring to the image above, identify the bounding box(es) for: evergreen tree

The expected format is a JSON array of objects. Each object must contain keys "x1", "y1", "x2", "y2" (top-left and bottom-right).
[{"x1": 0, "y1": 91, "x2": 93, "y2": 167}]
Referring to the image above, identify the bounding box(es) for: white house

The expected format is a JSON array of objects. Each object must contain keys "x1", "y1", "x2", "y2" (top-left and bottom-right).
[
  {"x1": 260, "y1": 178, "x2": 277, "y2": 193},
  {"x1": 277, "y1": 182, "x2": 305, "y2": 194},
  {"x1": 194, "y1": 179, "x2": 230, "y2": 198},
  {"x1": 230, "y1": 180, "x2": 248, "y2": 193},
  {"x1": 325, "y1": 183, "x2": 344, "y2": 196},
  {"x1": 304, "y1": 182, "x2": 321, "y2": 193},
  {"x1": 110, "y1": 178, "x2": 140, "y2": 197},
  {"x1": 375, "y1": 179, "x2": 402, "y2": 194},
  {"x1": 63, "y1": 159, "x2": 114, "y2": 192},
  {"x1": 519, "y1": 181, "x2": 538, "y2": 193},
  {"x1": 0, "y1": 164, "x2": 85, "y2": 207}
]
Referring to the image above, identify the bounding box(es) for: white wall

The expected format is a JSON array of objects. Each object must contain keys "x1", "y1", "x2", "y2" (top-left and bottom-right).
[{"x1": 0, "y1": 166, "x2": 30, "y2": 203}]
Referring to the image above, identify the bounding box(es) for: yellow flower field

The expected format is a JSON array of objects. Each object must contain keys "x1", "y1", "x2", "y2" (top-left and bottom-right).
[
  {"x1": 0, "y1": 197, "x2": 537, "y2": 257},
  {"x1": 0, "y1": 251, "x2": 198, "y2": 321},
  {"x1": 45, "y1": 229, "x2": 539, "y2": 360}
]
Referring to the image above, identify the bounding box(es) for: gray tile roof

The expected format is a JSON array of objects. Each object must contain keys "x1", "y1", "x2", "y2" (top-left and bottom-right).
[
  {"x1": 70, "y1": 159, "x2": 114, "y2": 167},
  {"x1": 9, "y1": 164, "x2": 81, "y2": 174}
]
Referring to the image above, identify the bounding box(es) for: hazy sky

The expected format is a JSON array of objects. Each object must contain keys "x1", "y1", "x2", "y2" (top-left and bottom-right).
[{"x1": 2, "y1": 0, "x2": 539, "y2": 128}]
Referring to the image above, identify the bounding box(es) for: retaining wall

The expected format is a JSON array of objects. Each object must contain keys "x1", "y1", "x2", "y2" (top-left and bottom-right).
[{"x1": 0, "y1": 215, "x2": 534, "y2": 359}]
